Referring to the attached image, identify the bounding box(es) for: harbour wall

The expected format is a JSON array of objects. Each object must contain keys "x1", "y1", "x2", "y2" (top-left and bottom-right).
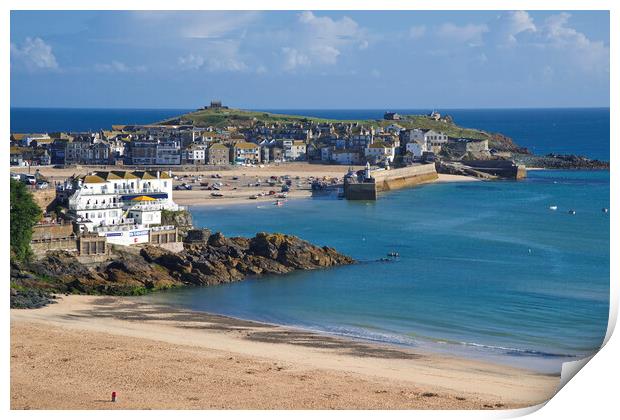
[
  {"x1": 461, "y1": 160, "x2": 527, "y2": 179},
  {"x1": 373, "y1": 163, "x2": 438, "y2": 192},
  {"x1": 344, "y1": 163, "x2": 437, "y2": 200}
]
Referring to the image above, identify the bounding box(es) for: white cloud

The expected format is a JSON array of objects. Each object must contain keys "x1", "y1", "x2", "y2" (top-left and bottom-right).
[
  {"x1": 178, "y1": 40, "x2": 248, "y2": 72},
  {"x1": 178, "y1": 54, "x2": 205, "y2": 70},
  {"x1": 280, "y1": 11, "x2": 366, "y2": 71},
  {"x1": 11, "y1": 37, "x2": 58, "y2": 71},
  {"x1": 94, "y1": 61, "x2": 146, "y2": 73},
  {"x1": 436, "y1": 22, "x2": 489, "y2": 45},
  {"x1": 130, "y1": 11, "x2": 259, "y2": 40},
  {"x1": 542, "y1": 13, "x2": 609, "y2": 74},
  {"x1": 409, "y1": 25, "x2": 427, "y2": 39},
  {"x1": 495, "y1": 11, "x2": 536, "y2": 45},
  {"x1": 282, "y1": 47, "x2": 311, "y2": 71}
]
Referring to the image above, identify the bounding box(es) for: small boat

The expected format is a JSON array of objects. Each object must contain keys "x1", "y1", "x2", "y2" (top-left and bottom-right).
[
  {"x1": 602, "y1": 208, "x2": 609, "y2": 214},
  {"x1": 549, "y1": 205, "x2": 558, "y2": 211},
  {"x1": 387, "y1": 252, "x2": 400, "y2": 257},
  {"x1": 274, "y1": 200, "x2": 284, "y2": 206},
  {"x1": 568, "y1": 209, "x2": 576, "y2": 215}
]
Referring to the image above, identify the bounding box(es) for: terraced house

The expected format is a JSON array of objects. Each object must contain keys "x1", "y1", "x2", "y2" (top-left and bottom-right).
[{"x1": 232, "y1": 141, "x2": 261, "y2": 164}]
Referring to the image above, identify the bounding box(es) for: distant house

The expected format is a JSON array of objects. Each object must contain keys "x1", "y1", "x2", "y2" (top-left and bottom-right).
[
  {"x1": 232, "y1": 141, "x2": 260, "y2": 164},
  {"x1": 423, "y1": 130, "x2": 449, "y2": 154},
  {"x1": 401, "y1": 129, "x2": 448, "y2": 154},
  {"x1": 39, "y1": 150, "x2": 51, "y2": 166},
  {"x1": 364, "y1": 143, "x2": 396, "y2": 164},
  {"x1": 65, "y1": 140, "x2": 92, "y2": 165},
  {"x1": 155, "y1": 140, "x2": 181, "y2": 165},
  {"x1": 331, "y1": 150, "x2": 360, "y2": 165},
  {"x1": 18, "y1": 133, "x2": 51, "y2": 147},
  {"x1": 129, "y1": 140, "x2": 158, "y2": 165},
  {"x1": 49, "y1": 140, "x2": 68, "y2": 165},
  {"x1": 205, "y1": 100, "x2": 229, "y2": 110},
  {"x1": 270, "y1": 147, "x2": 283, "y2": 162},
  {"x1": 406, "y1": 141, "x2": 426, "y2": 158},
  {"x1": 10, "y1": 149, "x2": 25, "y2": 167},
  {"x1": 207, "y1": 143, "x2": 230, "y2": 165},
  {"x1": 384, "y1": 112, "x2": 401, "y2": 121},
  {"x1": 320, "y1": 146, "x2": 333, "y2": 162},
  {"x1": 182, "y1": 145, "x2": 206, "y2": 165},
  {"x1": 91, "y1": 142, "x2": 112, "y2": 164},
  {"x1": 282, "y1": 140, "x2": 307, "y2": 161},
  {"x1": 447, "y1": 138, "x2": 489, "y2": 155},
  {"x1": 349, "y1": 134, "x2": 373, "y2": 150}
]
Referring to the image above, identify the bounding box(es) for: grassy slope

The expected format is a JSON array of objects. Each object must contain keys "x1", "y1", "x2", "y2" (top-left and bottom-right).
[{"x1": 161, "y1": 108, "x2": 490, "y2": 141}]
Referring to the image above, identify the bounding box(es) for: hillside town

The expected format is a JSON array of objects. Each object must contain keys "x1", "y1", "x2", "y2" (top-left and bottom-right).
[{"x1": 10, "y1": 102, "x2": 491, "y2": 171}]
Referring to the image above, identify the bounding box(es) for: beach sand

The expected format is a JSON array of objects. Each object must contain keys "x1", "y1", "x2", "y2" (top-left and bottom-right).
[
  {"x1": 14, "y1": 163, "x2": 478, "y2": 208},
  {"x1": 11, "y1": 295, "x2": 559, "y2": 410}
]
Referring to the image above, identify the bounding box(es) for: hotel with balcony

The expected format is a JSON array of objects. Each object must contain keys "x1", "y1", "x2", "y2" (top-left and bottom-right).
[{"x1": 63, "y1": 170, "x2": 180, "y2": 246}]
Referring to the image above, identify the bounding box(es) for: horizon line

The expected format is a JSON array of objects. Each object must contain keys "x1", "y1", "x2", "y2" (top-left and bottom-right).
[{"x1": 10, "y1": 105, "x2": 612, "y2": 111}]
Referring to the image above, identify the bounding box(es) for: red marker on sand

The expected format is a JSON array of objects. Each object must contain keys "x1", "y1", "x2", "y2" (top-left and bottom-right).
[{"x1": 112, "y1": 391, "x2": 117, "y2": 402}]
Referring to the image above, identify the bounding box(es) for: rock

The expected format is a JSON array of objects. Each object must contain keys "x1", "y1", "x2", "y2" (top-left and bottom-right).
[
  {"x1": 208, "y1": 232, "x2": 232, "y2": 247},
  {"x1": 11, "y1": 231, "x2": 355, "y2": 303},
  {"x1": 10, "y1": 288, "x2": 56, "y2": 309},
  {"x1": 184, "y1": 228, "x2": 212, "y2": 244}
]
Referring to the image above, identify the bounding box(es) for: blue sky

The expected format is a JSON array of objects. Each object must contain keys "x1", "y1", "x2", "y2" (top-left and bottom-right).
[{"x1": 10, "y1": 10, "x2": 610, "y2": 109}]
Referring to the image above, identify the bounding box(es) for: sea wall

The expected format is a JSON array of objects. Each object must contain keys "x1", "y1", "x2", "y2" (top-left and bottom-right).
[
  {"x1": 344, "y1": 163, "x2": 437, "y2": 200},
  {"x1": 344, "y1": 182, "x2": 377, "y2": 200},
  {"x1": 461, "y1": 160, "x2": 526, "y2": 180},
  {"x1": 373, "y1": 163, "x2": 438, "y2": 192}
]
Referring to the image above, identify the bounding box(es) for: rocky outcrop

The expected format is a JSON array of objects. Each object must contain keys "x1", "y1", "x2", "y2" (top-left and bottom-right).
[
  {"x1": 488, "y1": 133, "x2": 529, "y2": 154},
  {"x1": 10, "y1": 232, "x2": 355, "y2": 306},
  {"x1": 161, "y1": 209, "x2": 194, "y2": 237},
  {"x1": 512, "y1": 153, "x2": 610, "y2": 170},
  {"x1": 10, "y1": 288, "x2": 57, "y2": 309},
  {"x1": 142, "y1": 231, "x2": 354, "y2": 286}
]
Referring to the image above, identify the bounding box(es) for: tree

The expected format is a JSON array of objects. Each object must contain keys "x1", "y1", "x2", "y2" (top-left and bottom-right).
[{"x1": 10, "y1": 179, "x2": 41, "y2": 262}]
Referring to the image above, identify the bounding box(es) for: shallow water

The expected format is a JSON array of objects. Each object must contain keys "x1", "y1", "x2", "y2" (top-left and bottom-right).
[{"x1": 144, "y1": 170, "x2": 610, "y2": 374}]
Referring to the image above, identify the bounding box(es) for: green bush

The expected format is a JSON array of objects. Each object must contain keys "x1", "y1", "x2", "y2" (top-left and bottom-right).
[{"x1": 10, "y1": 179, "x2": 42, "y2": 262}]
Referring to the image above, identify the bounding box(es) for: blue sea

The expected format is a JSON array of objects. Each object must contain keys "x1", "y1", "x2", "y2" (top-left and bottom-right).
[
  {"x1": 11, "y1": 107, "x2": 610, "y2": 373},
  {"x1": 10, "y1": 107, "x2": 194, "y2": 134},
  {"x1": 144, "y1": 170, "x2": 609, "y2": 374}
]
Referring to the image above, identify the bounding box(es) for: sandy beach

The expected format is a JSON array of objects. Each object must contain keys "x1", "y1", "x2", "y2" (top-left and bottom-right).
[
  {"x1": 11, "y1": 295, "x2": 559, "y2": 410},
  {"x1": 14, "y1": 163, "x2": 478, "y2": 208}
]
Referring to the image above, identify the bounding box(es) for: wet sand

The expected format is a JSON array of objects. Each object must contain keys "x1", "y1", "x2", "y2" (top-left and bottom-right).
[{"x1": 11, "y1": 295, "x2": 559, "y2": 409}]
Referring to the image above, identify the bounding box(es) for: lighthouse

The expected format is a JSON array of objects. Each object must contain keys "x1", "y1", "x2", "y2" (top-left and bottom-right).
[{"x1": 364, "y1": 161, "x2": 372, "y2": 180}]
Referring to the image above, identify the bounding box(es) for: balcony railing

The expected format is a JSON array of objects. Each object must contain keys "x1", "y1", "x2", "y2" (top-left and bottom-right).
[{"x1": 69, "y1": 202, "x2": 123, "y2": 211}]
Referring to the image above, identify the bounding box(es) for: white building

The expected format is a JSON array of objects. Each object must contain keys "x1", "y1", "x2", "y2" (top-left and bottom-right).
[
  {"x1": 402, "y1": 129, "x2": 448, "y2": 154},
  {"x1": 406, "y1": 141, "x2": 427, "y2": 158},
  {"x1": 331, "y1": 150, "x2": 360, "y2": 165},
  {"x1": 183, "y1": 146, "x2": 207, "y2": 165},
  {"x1": 364, "y1": 143, "x2": 396, "y2": 163},
  {"x1": 66, "y1": 170, "x2": 179, "y2": 245},
  {"x1": 282, "y1": 140, "x2": 307, "y2": 161}
]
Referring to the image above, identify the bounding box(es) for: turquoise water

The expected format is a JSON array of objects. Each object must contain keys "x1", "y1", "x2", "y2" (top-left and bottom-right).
[{"x1": 144, "y1": 170, "x2": 610, "y2": 373}]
